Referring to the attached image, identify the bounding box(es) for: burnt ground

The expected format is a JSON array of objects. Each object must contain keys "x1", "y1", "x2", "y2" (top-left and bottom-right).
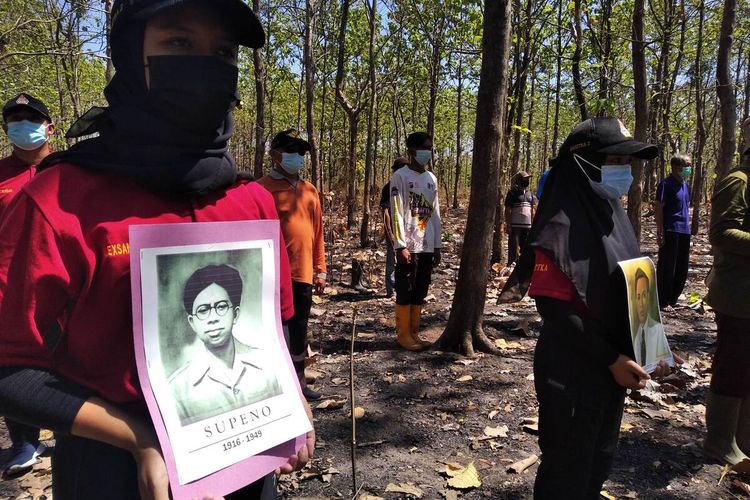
[{"x1": 1, "y1": 207, "x2": 747, "y2": 499}]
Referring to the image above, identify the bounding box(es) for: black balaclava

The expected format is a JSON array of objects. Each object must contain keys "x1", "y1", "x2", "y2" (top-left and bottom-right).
[
  {"x1": 39, "y1": 8, "x2": 243, "y2": 195},
  {"x1": 499, "y1": 138, "x2": 641, "y2": 322}
]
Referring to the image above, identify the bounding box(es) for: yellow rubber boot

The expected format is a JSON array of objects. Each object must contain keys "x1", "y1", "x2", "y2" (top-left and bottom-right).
[
  {"x1": 396, "y1": 304, "x2": 422, "y2": 351},
  {"x1": 409, "y1": 305, "x2": 430, "y2": 347}
]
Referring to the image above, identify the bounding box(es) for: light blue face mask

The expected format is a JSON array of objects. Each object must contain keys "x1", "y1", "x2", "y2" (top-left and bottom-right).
[
  {"x1": 280, "y1": 152, "x2": 305, "y2": 175},
  {"x1": 414, "y1": 149, "x2": 432, "y2": 166},
  {"x1": 7, "y1": 120, "x2": 48, "y2": 151},
  {"x1": 574, "y1": 154, "x2": 633, "y2": 200}
]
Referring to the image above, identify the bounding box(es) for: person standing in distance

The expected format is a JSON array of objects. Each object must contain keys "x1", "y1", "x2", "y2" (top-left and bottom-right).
[
  {"x1": 655, "y1": 154, "x2": 692, "y2": 311},
  {"x1": 390, "y1": 132, "x2": 442, "y2": 351},
  {"x1": 257, "y1": 129, "x2": 327, "y2": 401},
  {"x1": 0, "y1": 92, "x2": 54, "y2": 477},
  {"x1": 380, "y1": 157, "x2": 409, "y2": 298}
]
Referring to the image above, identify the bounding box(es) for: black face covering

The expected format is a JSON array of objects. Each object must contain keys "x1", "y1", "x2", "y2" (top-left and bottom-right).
[
  {"x1": 39, "y1": 22, "x2": 244, "y2": 196},
  {"x1": 147, "y1": 56, "x2": 240, "y2": 134},
  {"x1": 517, "y1": 178, "x2": 530, "y2": 188}
]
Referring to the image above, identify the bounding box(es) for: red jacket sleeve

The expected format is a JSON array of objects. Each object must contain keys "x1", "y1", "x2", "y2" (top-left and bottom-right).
[{"x1": 0, "y1": 192, "x2": 80, "y2": 369}]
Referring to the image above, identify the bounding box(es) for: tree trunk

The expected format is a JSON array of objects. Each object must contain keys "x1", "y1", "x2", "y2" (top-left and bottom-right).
[
  {"x1": 626, "y1": 0, "x2": 648, "y2": 243},
  {"x1": 304, "y1": 0, "x2": 322, "y2": 192},
  {"x1": 452, "y1": 58, "x2": 463, "y2": 210},
  {"x1": 252, "y1": 0, "x2": 267, "y2": 179},
  {"x1": 360, "y1": 0, "x2": 378, "y2": 248},
  {"x1": 551, "y1": 0, "x2": 563, "y2": 151},
  {"x1": 572, "y1": 0, "x2": 588, "y2": 120},
  {"x1": 334, "y1": 0, "x2": 362, "y2": 229},
  {"x1": 525, "y1": 69, "x2": 536, "y2": 173},
  {"x1": 437, "y1": 0, "x2": 513, "y2": 357},
  {"x1": 716, "y1": 0, "x2": 737, "y2": 181},
  {"x1": 691, "y1": 0, "x2": 707, "y2": 236},
  {"x1": 104, "y1": 0, "x2": 114, "y2": 82}
]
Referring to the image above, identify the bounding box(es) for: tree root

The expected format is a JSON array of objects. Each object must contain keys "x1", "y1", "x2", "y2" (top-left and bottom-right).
[{"x1": 438, "y1": 324, "x2": 502, "y2": 357}]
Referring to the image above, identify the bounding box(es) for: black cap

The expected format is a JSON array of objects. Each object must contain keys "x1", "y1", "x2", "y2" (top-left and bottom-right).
[
  {"x1": 111, "y1": 0, "x2": 265, "y2": 48},
  {"x1": 560, "y1": 117, "x2": 658, "y2": 160},
  {"x1": 2, "y1": 93, "x2": 51, "y2": 123},
  {"x1": 271, "y1": 129, "x2": 311, "y2": 153}
]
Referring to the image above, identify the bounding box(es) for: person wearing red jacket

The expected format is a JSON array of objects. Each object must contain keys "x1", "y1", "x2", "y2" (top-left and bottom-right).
[
  {"x1": 0, "y1": 1, "x2": 313, "y2": 498},
  {"x1": 0, "y1": 92, "x2": 55, "y2": 476}
]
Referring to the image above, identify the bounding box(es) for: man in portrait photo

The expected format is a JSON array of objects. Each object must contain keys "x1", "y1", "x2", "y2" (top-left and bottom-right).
[
  {"x1": 169, "y1": 264, "x2": 282, "y2": 426},
  {"x1": 631, "y1": 268, "x2": 671, "y2": 368}
]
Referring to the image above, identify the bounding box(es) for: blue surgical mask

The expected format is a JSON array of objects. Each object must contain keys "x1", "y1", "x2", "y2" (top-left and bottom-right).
[
  {"x1": 280, "y1": 152, "x2": 305, "y2": 175},
  {"x1": 574, "y1": 154, "x2": 633, "y2": 200},
  {"x1": 414, "y1": 149, "x2": 432, "y2": 166},
  {"x1": 7, "y1": 120, "x2": 48, "y2": 151}
]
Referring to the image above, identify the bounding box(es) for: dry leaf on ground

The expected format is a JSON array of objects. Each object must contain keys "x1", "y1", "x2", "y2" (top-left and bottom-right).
[
  {"x1": 495, "y1": 338, "x2": 523, "y2": 350},
  {"x1": 315, "y1": 399, "x2": 346, "y2": 410},
  {"x1": 385, "y1": 482, "x2": 423, "y2": 498},
  {"x1": 359, "y1": 494, "x2": 385, "y2": 500},
  {"x1": 443, "y1": 462, "x2": 482, "y2": 489},
  {"x1": 353, "y1": 407, "x2": 366, "y2": 418},
  {"x1": 457, "y1": 375, "x2": 473, "y2": 382},
  {"x1": 483, "y1": 425, "x2": 509, "y2": 438}
]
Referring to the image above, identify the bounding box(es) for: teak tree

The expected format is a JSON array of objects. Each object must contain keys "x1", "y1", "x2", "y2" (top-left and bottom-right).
[{"x1": 438, "y1": 0, "x2": 513, "y2": 357}]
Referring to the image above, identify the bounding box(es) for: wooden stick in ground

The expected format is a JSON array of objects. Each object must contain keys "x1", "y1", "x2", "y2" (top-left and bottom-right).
[{"x1": 349, "y1": 306, "x2": 359, "y2": 496}]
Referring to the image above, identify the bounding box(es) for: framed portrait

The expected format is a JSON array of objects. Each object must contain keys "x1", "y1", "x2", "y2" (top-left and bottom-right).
[
  {"x1": 617, "y1": 257, "x2": 674, "y2": 373},
  {"x1": 130, "y1": 220, "x2": 311, "y2": 499}
]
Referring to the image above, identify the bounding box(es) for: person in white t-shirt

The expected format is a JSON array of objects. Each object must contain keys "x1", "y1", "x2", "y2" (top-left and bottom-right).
[{"x1": 390, "y1": 132, "x2": 442, "y2": 351}]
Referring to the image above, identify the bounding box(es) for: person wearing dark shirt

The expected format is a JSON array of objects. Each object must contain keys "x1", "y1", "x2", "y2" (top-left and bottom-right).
[
  {"x1": 500, "y1": 117, "x2": 674, "y2": 499},
  {"x1": 379, "y1": 157, "x2": 408, "y2": 297},
  {"x1": 504, "y1": 171, "x2": 536, "y2": 265},
  {"x1": 655, "y1": 154, "x2": 692, "y2": 310},
  {"x1": 0, "y1": 92, "x2": 54, "y2": 477}
]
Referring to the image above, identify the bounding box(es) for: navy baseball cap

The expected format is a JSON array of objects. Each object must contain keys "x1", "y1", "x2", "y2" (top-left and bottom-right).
[
  {"x1": 111, "y1": 0, "x2": 265, "y2": 48},
  {"x1": 2, "y1": 93, "x2": 52, "y2": 123},
  {"x1": 271, "y1": 129, "x2": 311, "y2": 153},
  {"x1": 560, "y1": 117, "x2": 658, "y2": 160}
]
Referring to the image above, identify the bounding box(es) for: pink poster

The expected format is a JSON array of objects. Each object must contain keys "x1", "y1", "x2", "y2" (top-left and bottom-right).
[{"x1": 129, "y1": 220, "x2": 310, "y2": 499}]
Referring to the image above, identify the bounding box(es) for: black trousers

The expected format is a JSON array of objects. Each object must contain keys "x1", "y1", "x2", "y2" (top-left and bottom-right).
[
  {"x1": 52, "y1": 435, "x2": 275, "y2": 499},
  {"x1": 5, "y1": 417, "x2": 39, "y2": 446},
  {"x1": 289, "y1": 281, "x2": 313, "y2": 378},
  {"x1": 656, "y1": 231, "x2": 690, "y2": 307},
  {"x1": 395, "y1": 253, "x2": 433, "y2": 306},
  {"x1": 711, "y1": 313, "x2": 750, "y2": 398},
  {"x1": 508, "y1": 226, "x2": 531, "y2": 265},
  {"x1": 533, "y1": 322, "x2": 625, "y2": 499}
]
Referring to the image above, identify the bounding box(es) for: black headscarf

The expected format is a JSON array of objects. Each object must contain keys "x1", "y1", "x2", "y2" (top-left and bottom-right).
[
  {"x1": 499, "y1": 134, "x2": 642, "y2": 320},
  {"x1": 39, "y1": 14, "x2": 243, "y2": 195}
]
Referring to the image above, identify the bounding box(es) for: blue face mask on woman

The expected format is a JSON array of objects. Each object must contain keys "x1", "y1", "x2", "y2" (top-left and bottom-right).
[
  {"x1": 280, "y1": 152, "x2": 305, "y2": 175},
  {"x1": 6, "y1": 120, "x2": 48, "y2": 151},
  {"x1": 574, "y1": 154, "x2": 633, "y2": 200}
]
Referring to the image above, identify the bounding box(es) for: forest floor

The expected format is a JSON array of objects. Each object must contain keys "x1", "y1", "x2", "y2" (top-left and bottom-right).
[{"x1": 0, "y1": 206, "x2": 748, "y2": 499}]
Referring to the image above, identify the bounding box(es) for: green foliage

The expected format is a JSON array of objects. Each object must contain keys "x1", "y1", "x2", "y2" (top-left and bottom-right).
[{"x1": 0, "y1": 0, "x2": 740, "y2": 207}]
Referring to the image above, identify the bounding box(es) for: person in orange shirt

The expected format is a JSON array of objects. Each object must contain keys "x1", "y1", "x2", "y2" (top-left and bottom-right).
[
  {"x1": 0, "y1": 92, "x2": 54, "y2": 477},
  {"x1": 257, "y1": 130, "x2": 326, "y2": 401}
]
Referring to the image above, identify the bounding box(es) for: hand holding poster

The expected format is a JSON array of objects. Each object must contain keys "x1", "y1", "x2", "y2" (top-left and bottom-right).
[
  {"x1": 617, "y1": 257, "x2": 674, "y2": 373},
  {"x1": 129, "y1": 220, "x2": 312, "y2": 499}
]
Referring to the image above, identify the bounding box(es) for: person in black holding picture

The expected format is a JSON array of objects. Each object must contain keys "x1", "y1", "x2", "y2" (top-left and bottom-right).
[{"x1": 501, "y1": 117, "x2": 676, "y2": 499}]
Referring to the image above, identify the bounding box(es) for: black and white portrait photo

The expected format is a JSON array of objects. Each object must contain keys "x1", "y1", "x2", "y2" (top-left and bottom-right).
[{"x1": 164, "y1": 262, "x2": 283, "y2": 426}]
